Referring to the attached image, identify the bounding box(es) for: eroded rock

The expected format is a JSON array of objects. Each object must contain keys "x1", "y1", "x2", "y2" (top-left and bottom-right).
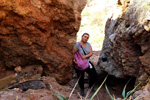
[
  {"x1": 0, "y1": 77, "x2": 79, "y2": 100},
  {"x1": 0, "y1": 0, "x2": 86, "y2": 84},
  {"x1": 97, "y1": 0, "x2": 150, "y2": 89},
  {"x1": 132, "y1": 82, "x2": 150, "y2": 100}
]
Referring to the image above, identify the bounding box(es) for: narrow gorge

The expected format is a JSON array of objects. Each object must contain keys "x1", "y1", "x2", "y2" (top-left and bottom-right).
[{"x1": 0, "y1": 0, "x2": 150, "y2": 100}]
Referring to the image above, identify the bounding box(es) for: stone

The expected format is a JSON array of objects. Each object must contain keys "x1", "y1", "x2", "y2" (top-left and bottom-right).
[
  {"x1": 0, "y1": 0, "x2": 86, "y2": 84},
  {"x1": 15, "y1": 65, "x2": 43, "y2": 82},
  {"x1": 97, "y1": 0, "x2": 150, "y2": 92},
  {"x1": 0, "y1": 76, "x2": 80, "y2": 100},
  {"x1": 0, "y1": 65, "x2": 44, "y2": 90},
  {"x1": 132, "y1": 82, "x2": 150, "y2": 100},
  {"x1": 0, "y1": 74, "x2": 16, "y2": 91},
  {"x1": 9, "y1": 80, "x2": 46, "y2": 91},
  {"x1": 14, "y1": 66, "x2": 22, "y2": 73}
]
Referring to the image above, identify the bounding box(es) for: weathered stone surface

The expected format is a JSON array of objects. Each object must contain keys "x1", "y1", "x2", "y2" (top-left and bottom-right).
[
  {"x1": 0, "y1": 74, "x2": 16, "y2": 91},
  {"x1": 97, "y1": 0, "x2": 150, "y2": 87},
  {"x1": 0, "y1": 0, "x2": 86, "y2": 84},
  {"x1": 0, "y1": 65, "x2": 44, "y2": 91},
  {"x1": 0, "y1": 77, "x2": 79, "y2": 100},
  {"x1": 132, "y1": 82, "x2": 150, "y2": 100}
]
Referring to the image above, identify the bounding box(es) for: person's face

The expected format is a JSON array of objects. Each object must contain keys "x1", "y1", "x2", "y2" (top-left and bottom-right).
[{"x1": 82, "y1": 34, "x2": 89, "y2": 43}]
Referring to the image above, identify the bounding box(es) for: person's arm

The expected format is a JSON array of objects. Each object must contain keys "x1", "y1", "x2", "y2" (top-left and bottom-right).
[
  {"x1": 73, "y1": 47, "x2": 78, "y2": 54},
  {"x1": 73, "y1": 47, "x2": 78, "y2": 64},
  {"x1": 81, "y1": 46, "x2": 93, "y2": 59}
]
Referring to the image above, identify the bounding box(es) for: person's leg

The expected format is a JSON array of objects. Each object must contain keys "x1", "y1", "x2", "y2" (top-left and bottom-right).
[
  {"x1": 78, "y1": 71, "x2": 84, "y2": 90},
  {"x1": 74, "y1": 67, "x2": 85, "y2": 96},
  {"x1": 79, "y1": 71, "x2": 85, "y2": 96},
  {"x1": 90, "y1": 62, "x2": 98, "y2": 86},
  {"x1": 74, "y1": 67, "x2": 81, "y2": 78},
  {"x1": 90, "y1": 62, "x2": 97, "y2": 76},
  {"x1": 85, "y1": 67, "x2": 97, "y2": 88}
]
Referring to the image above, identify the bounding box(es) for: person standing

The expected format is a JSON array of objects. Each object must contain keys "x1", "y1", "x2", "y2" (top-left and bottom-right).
[{"x1": 73, "y1": 33, "x2": 97, "y2": 96}]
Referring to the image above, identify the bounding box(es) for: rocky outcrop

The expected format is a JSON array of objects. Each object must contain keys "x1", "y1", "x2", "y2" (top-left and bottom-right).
[
  {"x1": 0, "y1": 77, "x2": 80, "y2": 100},
  {"x1": 0, "y1": 0, "x2": 86, "y2": 84},
  {"x1": 97, "y1": 0, "x2": 150, "y2": 88}
]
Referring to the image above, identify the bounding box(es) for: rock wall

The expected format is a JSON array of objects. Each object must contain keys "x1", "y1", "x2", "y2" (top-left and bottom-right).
[
  {"x1": 0, "y1": 0, "x2": 86, "y2": 84},
  {"x1": 98, "y1": 0, "x2": 150, "y2": 88}
]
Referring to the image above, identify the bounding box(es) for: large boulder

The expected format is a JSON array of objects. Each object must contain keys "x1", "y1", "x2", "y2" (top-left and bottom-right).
[
  {"x1": 0, "y1": 0, "x2": 86, "y2": 84},
  {"x1": 97, "y1": 0, "x2": 150, "y2": 88}
]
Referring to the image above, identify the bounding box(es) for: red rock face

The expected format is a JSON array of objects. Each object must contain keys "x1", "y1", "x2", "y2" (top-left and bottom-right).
[
  {"x1": 97, "y1": 0, "x2": 150, "y2": 82},
  {"x1": 0, "y1": 0, "x2": 86, "y2": 84}
]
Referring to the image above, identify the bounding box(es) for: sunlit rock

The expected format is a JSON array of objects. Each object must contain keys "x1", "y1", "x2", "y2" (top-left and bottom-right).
[{"x1": 97, "y1": 0, "x2": 150, "y2": 88}]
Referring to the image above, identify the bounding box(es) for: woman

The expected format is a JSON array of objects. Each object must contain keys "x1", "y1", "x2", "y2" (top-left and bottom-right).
[{"x1": 73, "y1": 33, "x2": 97, "y2": 96}]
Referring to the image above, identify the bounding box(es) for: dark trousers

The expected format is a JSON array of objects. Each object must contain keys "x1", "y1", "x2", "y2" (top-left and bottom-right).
[{"x1": 74, "y1": 63, "x2": 97, "y2": 90}]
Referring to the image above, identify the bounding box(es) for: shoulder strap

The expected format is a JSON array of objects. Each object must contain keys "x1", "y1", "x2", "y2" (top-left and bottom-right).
[{"x1": 78, "y1": 42, "x2": 87, "y2": 55}]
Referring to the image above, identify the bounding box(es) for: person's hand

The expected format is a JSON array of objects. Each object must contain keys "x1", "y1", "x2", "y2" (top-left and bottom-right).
[
  {"x1": 81, "y1": 55, "x2": 87, "y2": 59},
  {"x1": 73, "y1": 59, "x2": 78, "y2": 64}
]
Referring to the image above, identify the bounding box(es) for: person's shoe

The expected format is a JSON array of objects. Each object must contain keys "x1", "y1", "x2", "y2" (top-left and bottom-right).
[{"x1": 80, "y1": 89, "x2": 85, "y2": 97}]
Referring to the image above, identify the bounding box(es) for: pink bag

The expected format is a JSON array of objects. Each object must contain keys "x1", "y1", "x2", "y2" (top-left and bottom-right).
[{"x1": 74, "y1": 51, "x2": 89, "y2": 71}]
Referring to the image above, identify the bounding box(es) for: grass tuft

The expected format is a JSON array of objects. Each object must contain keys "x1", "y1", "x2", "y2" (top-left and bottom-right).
[
  {"x1": 90, "y1": 75, "x2": 108, "y2": 100},
  {"x1": 105, "y1": 78, "x2": 141, "y2": 100}
]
